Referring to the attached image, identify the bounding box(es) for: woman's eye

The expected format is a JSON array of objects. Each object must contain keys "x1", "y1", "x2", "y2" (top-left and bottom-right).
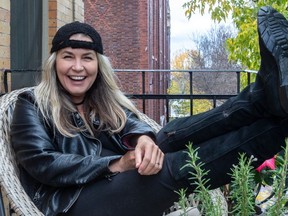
[
  {"x1": 84, "y1": 56, "x2": 93, "y2": 60},
  {"x1": 63, "y1": 55, "x2": 72, "y2": 59}
]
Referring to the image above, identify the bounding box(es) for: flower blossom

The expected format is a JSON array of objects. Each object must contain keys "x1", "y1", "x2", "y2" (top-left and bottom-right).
[{"x1": 256, "y1": 157, "x2": 276, "y2": 172}]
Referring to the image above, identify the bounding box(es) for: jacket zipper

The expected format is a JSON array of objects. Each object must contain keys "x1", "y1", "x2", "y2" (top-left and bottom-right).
[
  {"x1": 33, "y1": 184, "x2": 43, "y2": 203},
  {"x1": 80, "y1": 131, "x2": 102, "y2": 156},
  {"x1": 62, "y1": 187, "x2": 83, "y2": 213},
  {"x1": 73, "y1": 113, "x2": 103, "y2": 156}
]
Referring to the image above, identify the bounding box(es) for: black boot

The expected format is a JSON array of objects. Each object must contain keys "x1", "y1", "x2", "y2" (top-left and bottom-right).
[{"x1": 257, "y1": 6, "x2": 288, "y2": 115}]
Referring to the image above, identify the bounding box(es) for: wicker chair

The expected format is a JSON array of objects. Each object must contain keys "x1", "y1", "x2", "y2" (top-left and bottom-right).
[
  {"x1": 0, "y1": 87, "x2": 43, "y2": 215},
  {"x1": 0, "y1": 88, "x2": 227, "y2": 216}
]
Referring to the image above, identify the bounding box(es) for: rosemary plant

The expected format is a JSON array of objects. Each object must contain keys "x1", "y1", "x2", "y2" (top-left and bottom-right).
[
  {"x1": 266, "y1": 140, "x2": 288, "y2": 216},
  {"x1": 181, "y1": 143, "x2": 223, "y2": 216},
  {"x1": 229, "y1": 153, "x2": 256, "y2": 216},
  {"x1": 175, "y1": 188, "x2": 190, "y2": 216},
  {"x1": 176, "y1": 141, "x2": 288, "y2": 216}
]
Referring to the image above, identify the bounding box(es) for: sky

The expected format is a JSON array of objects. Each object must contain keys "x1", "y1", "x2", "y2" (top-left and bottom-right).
[{"x1": 169, "y1": 1, "x2": 215, "y2": 57}]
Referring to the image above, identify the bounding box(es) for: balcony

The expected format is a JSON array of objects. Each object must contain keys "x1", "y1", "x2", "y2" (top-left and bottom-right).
[{"x1": 1, "y1": 68, "x2": 257, "y2": 126}]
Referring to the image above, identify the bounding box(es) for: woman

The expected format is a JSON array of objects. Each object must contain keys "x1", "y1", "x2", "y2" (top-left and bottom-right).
[{"x1": 10, "y1": 6, "x2": 288, "y2": 216}]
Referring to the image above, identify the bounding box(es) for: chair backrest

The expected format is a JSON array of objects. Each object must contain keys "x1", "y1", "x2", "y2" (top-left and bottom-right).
[
  {"x1": 0, "y1": 87, "x2": 44, "y2": 216},
  {"x1": 136, "y1": 110, "x2": 162, "y2": 133}
]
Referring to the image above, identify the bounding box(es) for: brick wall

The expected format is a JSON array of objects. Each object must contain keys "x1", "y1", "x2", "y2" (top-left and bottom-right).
[
  {"x1": 0, "y1": 0, "x2": 10, "y2": 69},
  {"x1": 48, "y1": 0, "x2": 58, "y2": 48},
  {"x1": 84, "y1": 0, "x2": 144, "y2": 69},
  {"x1": 74, "y1": 0, "x2": 85, "y2": 21},
  {"x1": 48, "y1": 0, "x2": 84, "y2": 49},
  {"x1": 84, "y1": 0, "x2": 170, "y2": 123},
  {"x1": 0, "y1": 0, "x2": 10, "y2": 92}
]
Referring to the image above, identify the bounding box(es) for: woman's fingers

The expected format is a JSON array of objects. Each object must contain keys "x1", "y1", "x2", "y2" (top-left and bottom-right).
[{"x1": 138, "y1": 145, "x2": 164, "y2": 175}]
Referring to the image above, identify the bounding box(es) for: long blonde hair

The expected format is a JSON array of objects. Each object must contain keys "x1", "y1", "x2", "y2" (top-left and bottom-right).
[{"x1": 34, "y1": 52, "x2": 139, "y2": 137}]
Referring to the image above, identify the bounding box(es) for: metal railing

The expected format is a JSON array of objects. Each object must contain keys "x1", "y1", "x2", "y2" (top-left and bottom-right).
[
  {"x1": 115, "y1": 69, "x2": 257, "y2": 122},
  {"x1": 1, "y1": 69, "x2": 257, "y2": 122}
]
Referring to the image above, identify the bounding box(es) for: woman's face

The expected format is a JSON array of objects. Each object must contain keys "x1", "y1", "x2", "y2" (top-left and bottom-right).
[{"x1": 55, "y1": 34, "x2": 98, "y2": 104}]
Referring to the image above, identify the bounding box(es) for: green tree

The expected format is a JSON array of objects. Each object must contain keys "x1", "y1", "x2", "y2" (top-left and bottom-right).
[
  {"x1": 169, "y1": 24, "x2": 242, "y2": 117},
  {"x1": 168, "y1": 50, "x2": 213, "y2": 116},
  {"x1": 183, "y1": 0, "x2": 288, "y2": 70}
]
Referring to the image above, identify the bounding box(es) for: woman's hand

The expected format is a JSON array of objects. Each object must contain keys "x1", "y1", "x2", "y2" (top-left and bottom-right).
[
  {"x1": 134, "y1": 135, "x2": 164, "y2": 175},
  {"x1": 108, "y1": 150, "x2": 136, "y2": 173},
  {"x1": 108, "y1": 135, "x2": 164, "y2": 175}
]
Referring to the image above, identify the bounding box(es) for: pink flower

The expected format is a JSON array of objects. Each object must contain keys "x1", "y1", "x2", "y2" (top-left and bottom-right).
[{"x1": 256, "y1": 157, "x2": 276, "y2": 172}]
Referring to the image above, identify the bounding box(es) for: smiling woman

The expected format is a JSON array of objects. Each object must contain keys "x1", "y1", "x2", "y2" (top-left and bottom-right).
[
  {"x1": 56, "y1": 35, "x2": 99, "y2": 105},
  {"x1": 9, "y1": 8, "x2": 288, "y2": 216}
]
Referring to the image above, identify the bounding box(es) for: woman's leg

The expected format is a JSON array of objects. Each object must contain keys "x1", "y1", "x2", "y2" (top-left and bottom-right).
[
  {"x1": 64, "y1": 160, "x2": 188, "y2": 216},
  {"x1": 157, "y1": 85, "x2": 265, "y2": 152},
  {"x1": 158, "y1": 6, "x2": 288, "y2": 152},
  {"x1": 167, "y1": 117, "x2": 287, "y2": 191},
  {"x1": 66, "y1": 118, "x2": 287, "y2": 216}
]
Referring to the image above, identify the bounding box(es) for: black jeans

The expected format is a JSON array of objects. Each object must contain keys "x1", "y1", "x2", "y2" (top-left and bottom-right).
[
  {"x1": 157, "y1": 81, "x2": 270, "y2": 151},
  {"x1": 66, "y1": 119, "x2": 286, "y2": 216},
  {"x1": 66, "y1": 80, "x2": 288, "y2": 216}
]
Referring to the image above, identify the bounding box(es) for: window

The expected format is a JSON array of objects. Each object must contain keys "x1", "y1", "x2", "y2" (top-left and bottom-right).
[{"x1": 10, "y1": 0, "x2": 43, "y2": 90}]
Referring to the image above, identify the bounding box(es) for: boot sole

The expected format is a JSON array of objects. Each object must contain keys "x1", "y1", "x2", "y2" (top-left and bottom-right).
[{"x1": 258, "y1": 6, "x2": 288, "y2": 113}]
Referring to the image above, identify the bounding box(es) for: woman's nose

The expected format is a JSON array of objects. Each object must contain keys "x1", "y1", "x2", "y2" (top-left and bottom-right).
[{"x1": 72, "y1": 60, "x2": 84, "y2": 71}]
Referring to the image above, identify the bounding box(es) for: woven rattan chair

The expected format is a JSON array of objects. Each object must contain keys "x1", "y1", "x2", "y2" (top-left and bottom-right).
[
  {"x1": 0, "y1": 87, "x2": 226, "y2": 216},
  {"x1": 0, "y1": 87, "x2": 43, "y2": 215}
]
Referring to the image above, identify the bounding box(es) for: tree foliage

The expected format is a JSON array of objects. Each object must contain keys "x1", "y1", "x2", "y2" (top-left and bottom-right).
[
  {"x1": 168, "y1": 25, "x2": 240, "y2": 117},
  {"x1": 169, "y1": 50, "x2": 213, "y2": 116},
  {"x1": 182, "y1": 0, "x2": 288, "y2": 70}
]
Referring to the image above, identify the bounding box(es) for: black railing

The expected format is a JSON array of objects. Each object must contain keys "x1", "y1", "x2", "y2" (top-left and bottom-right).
[
  {"x1": 1, "y1": 69, "x2": 257, "y2": 122},
  {"x1": 115, "y1": 69, "x2": 257, "y2": 122},
  {"x1": 2, "y1": 69, "x2": 41, "y2": 93}
]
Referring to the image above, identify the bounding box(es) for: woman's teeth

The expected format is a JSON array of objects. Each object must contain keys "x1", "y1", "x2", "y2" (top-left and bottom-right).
[{"x1": 70, "y1": 76, "x2": 85, "y2": 81}]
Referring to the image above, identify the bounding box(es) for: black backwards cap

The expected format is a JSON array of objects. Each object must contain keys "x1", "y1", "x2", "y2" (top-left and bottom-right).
[{"x1": 50, "y1": 21, "x2": 103, "y2": 54}]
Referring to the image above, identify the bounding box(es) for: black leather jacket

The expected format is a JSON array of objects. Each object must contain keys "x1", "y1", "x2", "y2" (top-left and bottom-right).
[{"x1": 10, "y1": 90, "x2": 156, "y2": 216}]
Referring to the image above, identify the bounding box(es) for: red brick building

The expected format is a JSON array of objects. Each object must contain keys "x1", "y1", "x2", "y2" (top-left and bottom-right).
[
  {"x1": 84, "y1": 0, "x2": 170, "y2": 124},
  {"x1": 1, "y1": 0, "x2": 170, "y2": 124}
]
